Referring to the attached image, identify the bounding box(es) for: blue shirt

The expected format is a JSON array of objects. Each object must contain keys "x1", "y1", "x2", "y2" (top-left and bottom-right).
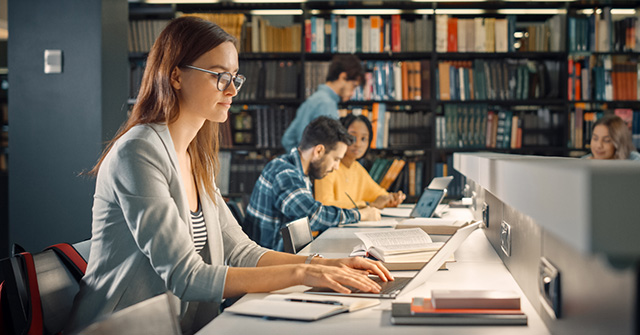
[
  {"x1": 245, "y1": 148, "x2": 360, "y2": 251},
  {"x1": 281, "y1": 84, "x2": 341, "y2": 151}
]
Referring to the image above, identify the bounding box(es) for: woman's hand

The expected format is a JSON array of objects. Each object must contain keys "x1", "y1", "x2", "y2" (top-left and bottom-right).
[
  {"x1": 373, "y1": 191, "x2": 406, "y2": 208},
  {"x1": 300, "y1": 264, "x2": 382, "y2": 294},
  {"x1": 386, "y1": 191, "x2": 406, "y2": 207},
  {"x1": 313, "y1": 256, "x2": 394, "y2": 283}
]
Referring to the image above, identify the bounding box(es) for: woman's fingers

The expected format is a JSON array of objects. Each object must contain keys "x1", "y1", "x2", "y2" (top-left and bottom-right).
[{"x1": 303, "y1": 265, "x2": 382, "y2": 293}]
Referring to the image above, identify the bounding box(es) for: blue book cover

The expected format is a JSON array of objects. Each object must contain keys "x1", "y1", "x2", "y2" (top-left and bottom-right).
[
  {"x1": 331, "y1": 14, "x2": 338, "y2": 53},
  {"x1": 310, "y1": 16, "x2": 317, "y2": 52},
  {"x1": 376, "y1": 103, "x2": 386, "y2": 148},
  {"x1": 507, "y1": 16, "x2": 516, "y2": 52}
]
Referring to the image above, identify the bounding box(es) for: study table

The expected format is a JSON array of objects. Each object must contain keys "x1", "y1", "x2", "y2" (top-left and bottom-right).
[{"x1": 197, "y1": 216, "x2": 551, "y2": 334}]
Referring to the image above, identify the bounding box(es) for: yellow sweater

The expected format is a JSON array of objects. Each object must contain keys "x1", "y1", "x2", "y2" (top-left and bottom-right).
[{"x1": 314, "y1": 161, "x2": 388, "y2": 209}]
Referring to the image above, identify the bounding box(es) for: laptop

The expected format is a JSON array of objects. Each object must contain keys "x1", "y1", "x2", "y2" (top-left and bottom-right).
[
  {"x1": 380, "y1": 187, "x2": 446, "y2": 218},
  {"x1": 427, "y1": 176, "x2": 454, "y2": 191},
  {"x1": 305, "y1": 221, "x2": 481, "y2": 299}
]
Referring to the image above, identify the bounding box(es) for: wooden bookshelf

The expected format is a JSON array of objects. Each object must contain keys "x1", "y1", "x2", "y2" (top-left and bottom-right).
[{"x1": 127, "y1": 1, "x2": 640, "y2": 199}]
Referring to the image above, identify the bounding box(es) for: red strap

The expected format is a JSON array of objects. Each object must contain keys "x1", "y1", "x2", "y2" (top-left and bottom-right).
[
  {"x1": 47, "y1": 243, "x2": 87, "y2": 275},
  {"x1": 20, "y1": 253, "x2": 43, "y2": 335}
]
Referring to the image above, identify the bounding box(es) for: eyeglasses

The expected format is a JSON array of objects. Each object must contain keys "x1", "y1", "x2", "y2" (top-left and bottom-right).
[{"x1": 183, "y1": 65, "x2": 246, "y2": 92}]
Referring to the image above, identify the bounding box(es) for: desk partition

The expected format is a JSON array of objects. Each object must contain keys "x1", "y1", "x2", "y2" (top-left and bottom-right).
[{"x1": 454, "y1": 152, "x2": 639, "y2": 335}]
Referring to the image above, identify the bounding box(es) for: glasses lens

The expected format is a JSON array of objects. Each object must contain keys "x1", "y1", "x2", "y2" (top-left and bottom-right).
[
  {"x1": 217, "y1": 72, "x2": 232, "y2": 91},
  {"x1": 234, "y1": 75, "x2": 246, "y2": 91}
]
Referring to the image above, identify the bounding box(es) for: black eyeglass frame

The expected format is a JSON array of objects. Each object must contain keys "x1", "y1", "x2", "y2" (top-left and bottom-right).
[{"x1": 183, "y1": 65, "x2": 246, "y2": 92}]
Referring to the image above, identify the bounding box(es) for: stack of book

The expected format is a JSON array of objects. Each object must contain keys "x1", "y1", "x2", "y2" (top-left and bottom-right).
[{"x1": 392, "y1": 290, "x2": 527, "y2": 325}]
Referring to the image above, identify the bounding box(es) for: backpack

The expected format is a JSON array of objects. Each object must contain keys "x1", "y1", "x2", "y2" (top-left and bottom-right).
[{"x1": 0, "y1": 243, "x2": 87, "y2": 335}]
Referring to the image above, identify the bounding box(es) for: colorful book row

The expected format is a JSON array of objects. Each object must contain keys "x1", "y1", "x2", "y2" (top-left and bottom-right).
[
  {"x1": 436, "y1": 59, "x2": 560, "y2": 101},
  {"x1": 437, "y1": 105, "x2": 563, "y2": 149},
  {"x1": 569, "y1": 55, "x2": 640, "y2": 101},
  {"x1": 305, "y1": 14, "x2": 432, "y2": 53},
  {"x1": 435, "y1": 15, "x2": 563, "y2": 53}
]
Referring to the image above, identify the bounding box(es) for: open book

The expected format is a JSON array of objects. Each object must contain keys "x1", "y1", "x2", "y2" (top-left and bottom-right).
[
  {"x1": 351, "y1": 228, "x2": 453, "y2": 270},
  {"x1": 224, "y1": 293, "x2": 380, "y2": 321}
]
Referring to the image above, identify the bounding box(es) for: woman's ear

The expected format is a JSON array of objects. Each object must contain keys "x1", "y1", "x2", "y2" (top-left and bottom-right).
[{"x1": 170, "y1": 67, "x2": 182, "y2": 90}]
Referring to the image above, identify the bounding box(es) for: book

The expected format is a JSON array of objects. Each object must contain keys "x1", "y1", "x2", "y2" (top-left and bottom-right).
[
  {"x1": 225, "y1": 292, "x2": 380, "y2": 321},
  {"x1": 353, "y1": 228, "x2": 444, "y2": 262},
  {"x1": 430, "y1": 290, "x2": 521, "y2": 309},
  {"x1": 391, "y1": 300, "x2": 527, "y2": 325}
]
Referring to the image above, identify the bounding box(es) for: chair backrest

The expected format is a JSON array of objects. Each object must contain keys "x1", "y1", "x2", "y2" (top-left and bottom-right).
[
  {"x1": 280, "y1": 217, "x2": 313, "y2": 254},
  {"x1": 77, "y1": 293, "x2": 180, "y2": 335},
  {"x1": 0, "y1": 243, "x2": 87, "y2": 335}
]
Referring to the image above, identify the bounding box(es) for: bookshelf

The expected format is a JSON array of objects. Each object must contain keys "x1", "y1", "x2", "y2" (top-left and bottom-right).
[{"x1": 127, "y1": 1, "x2": 640, "y2": 201}]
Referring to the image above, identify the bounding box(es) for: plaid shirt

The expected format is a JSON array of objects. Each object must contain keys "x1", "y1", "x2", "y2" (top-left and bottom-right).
[{"x1": 245, "y1": 149, "x2": 360, "y2": 251}]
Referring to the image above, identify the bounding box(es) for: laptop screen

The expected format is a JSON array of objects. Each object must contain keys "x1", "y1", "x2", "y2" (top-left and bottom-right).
[{"x1": 410, "y1": 188, "x2": 445, "y2": 218}]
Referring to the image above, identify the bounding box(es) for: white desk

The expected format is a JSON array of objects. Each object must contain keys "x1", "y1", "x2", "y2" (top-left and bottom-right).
[{"x1": 198, "y1": 226, "x2": 550, "y2": 335}]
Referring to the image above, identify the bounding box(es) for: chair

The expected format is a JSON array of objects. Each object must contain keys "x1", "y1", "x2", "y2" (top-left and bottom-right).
[
  {"x1": 77, "y1": 293, "x2": 180, "y2": 335},
  {"x1": 0, "y1": 243, "x2": 87, "y2": 335},
  {"x1": 280, "y1": 217, "x2": 313, "y2": 254}
]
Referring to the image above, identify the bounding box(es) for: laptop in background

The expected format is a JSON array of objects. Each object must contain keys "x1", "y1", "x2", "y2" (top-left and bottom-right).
[
  {"x1": 427, "y1": 176, "x2": 454, "y2": 191},
  {"x1": 305, "y1": 222, "x2": 481, "y2": 299},
  {"x1": 381, "y1": 188, "x2": 446, "y2": 218}
]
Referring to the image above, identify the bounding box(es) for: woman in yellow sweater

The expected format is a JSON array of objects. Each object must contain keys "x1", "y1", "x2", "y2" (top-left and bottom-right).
[{"x1": 315, "y1": 114, "x2": 406, "y2": 209}]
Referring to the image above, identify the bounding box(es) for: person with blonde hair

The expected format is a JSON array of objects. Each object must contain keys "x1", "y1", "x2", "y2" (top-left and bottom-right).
[
  {"x1": 66, "y1": 16, "x2": 391, "y2": 334},
  {"x1": 584, "y1": 115, "x2": 640, "y2": 160}
]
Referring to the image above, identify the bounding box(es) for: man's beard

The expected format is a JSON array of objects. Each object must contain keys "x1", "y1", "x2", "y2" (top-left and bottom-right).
[{"x1": 308, "y1": 158, "x2": 327, "y2": 180}]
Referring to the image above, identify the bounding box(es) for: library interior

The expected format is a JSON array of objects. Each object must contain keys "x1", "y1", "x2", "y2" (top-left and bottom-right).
[{"x1": 1, "y1": 1, "x2": 639, "y2": 334}]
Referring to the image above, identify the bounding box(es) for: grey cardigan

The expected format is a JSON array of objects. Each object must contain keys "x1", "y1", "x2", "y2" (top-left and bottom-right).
[{"x1": 67, "y1": 123, "x2": 268, "y2": 331}]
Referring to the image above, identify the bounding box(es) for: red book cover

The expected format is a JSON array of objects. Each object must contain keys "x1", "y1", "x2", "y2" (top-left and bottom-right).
[
  {"x1": 304, "y1": 19, "x2": 311, "y2": 53},
  {"x1": 391, "y1": 14, "x2": 401, "y2": 53},
  {"x1": 411, "y1": 298, "x2": 524, "y2": 315},
  {"x1": 447, "y1": 17, "x2": 458, "y2": 52}
]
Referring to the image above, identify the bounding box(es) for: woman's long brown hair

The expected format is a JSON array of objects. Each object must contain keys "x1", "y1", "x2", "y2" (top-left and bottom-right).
[{"x1": 90, "y1": 16, "x2": 236, "y2": 203}]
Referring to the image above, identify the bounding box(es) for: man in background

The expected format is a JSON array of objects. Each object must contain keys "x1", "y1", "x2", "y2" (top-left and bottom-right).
[
  {"x1": 246, "y1": 116, "x2": 381, "y2": 251},
  {"x1": 281, "y1": 54, "x2": 364, "y2": 152}
]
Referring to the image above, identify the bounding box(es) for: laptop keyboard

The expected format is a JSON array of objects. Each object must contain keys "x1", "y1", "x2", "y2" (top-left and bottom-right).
[{"x1": 349, "y1": 277, "x2": 412, "y2": 295}]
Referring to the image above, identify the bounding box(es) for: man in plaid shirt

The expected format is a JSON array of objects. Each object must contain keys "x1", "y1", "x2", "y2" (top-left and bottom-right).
[{"x1": 245, "y1": 117, "x2": 381, "y2": 251}]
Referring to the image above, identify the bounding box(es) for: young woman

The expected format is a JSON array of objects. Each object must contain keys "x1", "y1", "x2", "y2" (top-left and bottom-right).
[
  {"x1": 315, "y1": 114, "x2": 406, "y2": 209},
  {"x1": 585, "y1": 115, "x2": 640, "y2": 160},
  {"x1": 66, "y1": 17, "x2": 392, "y2": 334}
]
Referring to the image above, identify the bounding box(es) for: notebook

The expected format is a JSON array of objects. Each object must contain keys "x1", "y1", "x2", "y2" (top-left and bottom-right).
[
  {"x1": 381, "y1": 188, "x2": 446, "y2": 218},
  {"x1": 305, "y1": 221, "x2": 481, "y2": 299}
]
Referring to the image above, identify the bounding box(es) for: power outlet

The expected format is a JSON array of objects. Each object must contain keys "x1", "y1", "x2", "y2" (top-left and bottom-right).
[
  {"x1": 500, "y1": 220, "x2": 511, "y2": 257},
  {"x1": 539, "y1": 257, "x2": 561, "y2": 319},
  {"x1": 482, "y1": 202, "x2": 489, "y2": 228}
]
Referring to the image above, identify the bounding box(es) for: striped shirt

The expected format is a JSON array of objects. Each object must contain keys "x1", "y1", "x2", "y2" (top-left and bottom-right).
[
  {"x1": 190, "y1": 207, "x2": 207, "y2": 253},
  {"x1": 244, "y1": 148, "x2": 360, "y2": 251}
]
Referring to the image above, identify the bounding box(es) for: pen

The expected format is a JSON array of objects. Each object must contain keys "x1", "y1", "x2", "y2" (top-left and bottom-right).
[
  {"x1": 345, "y1": 192, "x2": 359, "y2": 209},
  {"x1": 285, "y1": 298, "x2": 343, "y2": 306}
]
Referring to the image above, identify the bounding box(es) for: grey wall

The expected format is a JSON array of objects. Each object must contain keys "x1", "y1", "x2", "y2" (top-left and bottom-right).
[
  {"x1": 470, "y1": 179, "x2": 637, "y2": 334},
  {"x1": 8, "y1": 0, "x2": 128, "y2": 252}
]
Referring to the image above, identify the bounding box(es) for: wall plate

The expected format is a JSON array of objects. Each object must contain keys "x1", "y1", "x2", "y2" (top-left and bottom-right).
[
  {"x1": 482, "y1": 202, "x2": 489, "y2": 228},
  {"x1": 500, "y1": 220, "x2": 511, "y2": 257},
  {"x1": 44, "y1": 49, "x2": 63, "y2": 74},
  {"x1": 539, "y1": 257, "x2": 561, "y2": 319}
]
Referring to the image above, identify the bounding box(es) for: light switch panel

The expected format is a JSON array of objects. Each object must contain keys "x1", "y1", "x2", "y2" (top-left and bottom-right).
[
  {"x1": 500, "y1": 220, "x2": 511, "y2": 257},
  {"x1": 44, "y1": 50, "x2": 62, "y2": 74}
]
